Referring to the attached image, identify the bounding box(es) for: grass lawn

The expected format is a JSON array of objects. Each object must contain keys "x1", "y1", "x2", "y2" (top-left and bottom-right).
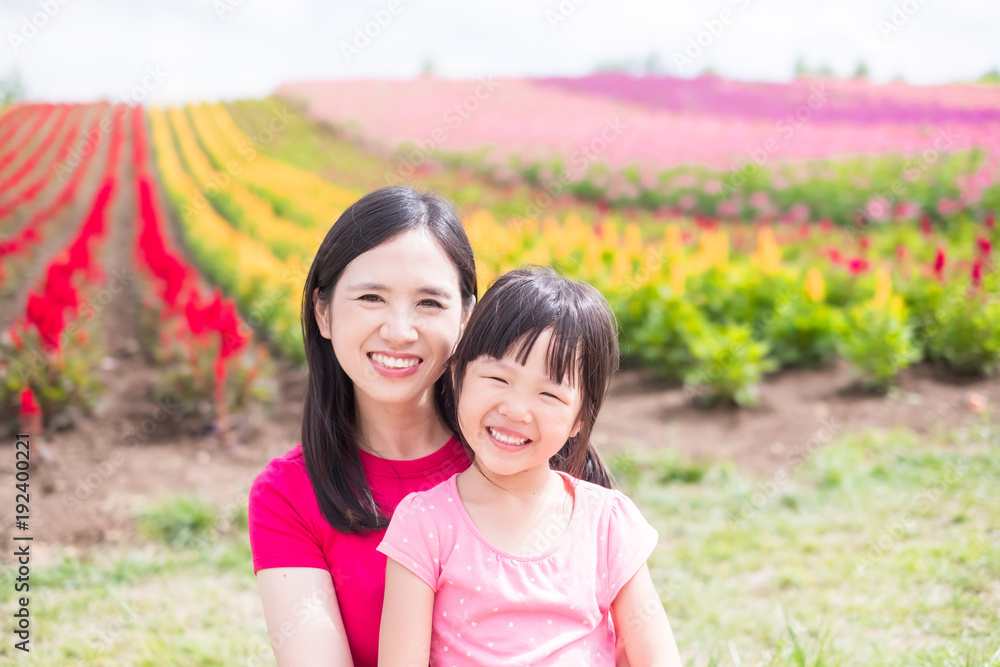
[{"x1": 2, "y1": 421, "x2": 997, "y2": 665}]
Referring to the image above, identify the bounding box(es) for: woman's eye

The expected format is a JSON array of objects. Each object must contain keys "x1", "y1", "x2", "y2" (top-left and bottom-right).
[
  {"x1": 359, "y1": 294, "x2": 382, "y2": 303},
  {"x1": 419, "y1": 299, "x2": 444, "y2": 308}
]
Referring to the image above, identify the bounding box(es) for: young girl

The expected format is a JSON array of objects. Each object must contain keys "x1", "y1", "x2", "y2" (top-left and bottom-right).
[{"x1": 377, "y1": 267, "x2": 682, "y2": 666}]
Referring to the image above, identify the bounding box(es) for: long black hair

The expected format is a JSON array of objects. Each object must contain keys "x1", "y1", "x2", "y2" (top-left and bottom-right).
[
  {"x1": 301, "y1": 187, "x2": 477, "y2": 533},
  {"x1": 449, "y1": 266, "x2": 618, "y2": 489}
]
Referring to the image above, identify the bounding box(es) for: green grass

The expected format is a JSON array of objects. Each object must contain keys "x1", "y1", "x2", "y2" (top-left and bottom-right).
[
  {"x1": 612, "y1": 419, "x2": 1000, "y2": 666},
  {"x1": 2, "y1": 422, "x2": 998, "y2": 665}
]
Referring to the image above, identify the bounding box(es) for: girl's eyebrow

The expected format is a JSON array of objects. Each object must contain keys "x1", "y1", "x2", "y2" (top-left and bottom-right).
[{"x1": 345, "y1": 282, "x2": 455, "y2": 299}]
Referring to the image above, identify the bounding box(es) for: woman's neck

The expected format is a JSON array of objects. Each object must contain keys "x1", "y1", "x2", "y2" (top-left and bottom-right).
[{"x1": 355, "y1": 390, "x2": 452, "y2": 461}]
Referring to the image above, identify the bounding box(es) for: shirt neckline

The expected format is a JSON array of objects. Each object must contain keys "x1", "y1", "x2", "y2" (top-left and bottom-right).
[
  {"x1": 451, "y1": 470, "x2": 580, "y2": 562},
  {"x1": 359, "y1": 435, "x2": 467, "y2": 479}
]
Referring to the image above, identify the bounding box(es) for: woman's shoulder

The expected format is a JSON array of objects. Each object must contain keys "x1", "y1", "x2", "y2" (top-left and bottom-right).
[{"x1": 251, "y1": 443, "x2": 308, "y2": 495}]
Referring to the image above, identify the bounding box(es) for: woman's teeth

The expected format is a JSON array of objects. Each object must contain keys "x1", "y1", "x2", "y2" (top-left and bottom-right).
[
  {"x1": 370, "y1": 353, "x2": 420, "y2": 369},
  {"x1": 487, "y1": 427, "x2": 530, "y2": 446}
]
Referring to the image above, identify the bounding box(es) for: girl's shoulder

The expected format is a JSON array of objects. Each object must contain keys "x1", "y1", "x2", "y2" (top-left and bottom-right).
[{"x1": 395, "y1": 472, "x2": 461, "y2": 510}]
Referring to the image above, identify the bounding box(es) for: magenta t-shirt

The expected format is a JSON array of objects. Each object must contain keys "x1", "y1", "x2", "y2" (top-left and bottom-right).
[
  {"x1": 376, "y1": 471, "x2": 658, "y2": 666},
  {"x1": 248, "y1": 436, "x2": 469, "y2": 667}
]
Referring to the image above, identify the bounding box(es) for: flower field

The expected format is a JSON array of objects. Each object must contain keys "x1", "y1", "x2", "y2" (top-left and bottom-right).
[{"x1": 2, "y1": 76, "x2": 1000, "y2": 435}]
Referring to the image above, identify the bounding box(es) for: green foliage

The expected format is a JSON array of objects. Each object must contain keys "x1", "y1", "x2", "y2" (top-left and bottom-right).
[
  {"x1": 837, "y1": 299, "x2": 921, "y2": 392},
  {"x1": 631, "y1": 288, "x2": 704, "y2": 377},
  {"x1": 137, "y1": 495, "x2": 217, "y2": 547},
  {"x1": 684, "y1": 322, "x2": 778, "y2": 407},
  {"x1": 764, "y1": 297, "x2": 841, "y2": 369},
  {"x1": 0, "y1": 322, "x2": 104, "y2": 434},
  {"x1": 926, "y1": 291, "x2": 1000, "y2": 376}
]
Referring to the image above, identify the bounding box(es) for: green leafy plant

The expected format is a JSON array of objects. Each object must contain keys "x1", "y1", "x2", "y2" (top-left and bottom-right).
[
  {"x1": 837, "y1": 297, "x2": 921, "y2": 392},
  {"x1": 764, "y1": 297, "x2": 841, "y2": 369},
  {"x1": 630, "y1": 287, "x2": 705, "y2": 378},
  {"x1": 0, "y1": 322, "x2": 104, "y2": 434},
  {"x1": 926, "y1": 291, "x2": 1000, "y2": 376},
  {"x1": 683, "y1": 322, "x2": 778, "y2": 407}
]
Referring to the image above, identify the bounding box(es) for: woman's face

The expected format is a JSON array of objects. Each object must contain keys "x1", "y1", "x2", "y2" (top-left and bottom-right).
[{"x1": 316, "y1": 228, "x2": 469, "y2": 409}]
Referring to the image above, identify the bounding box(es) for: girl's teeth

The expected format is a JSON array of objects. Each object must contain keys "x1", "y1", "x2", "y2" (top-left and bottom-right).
[
  {"x1": 372, "y1": 353, "x2": 420, "y2": 369},
  {"x1": 488, "y1": 427, "x2": 529, "y2": 446}
]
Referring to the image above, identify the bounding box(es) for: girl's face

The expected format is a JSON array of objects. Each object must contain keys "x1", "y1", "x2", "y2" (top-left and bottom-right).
[
  {"x1": 457, "y1": 328, "x2": 584, "y2": 479},
  {"x1": 317, "y1": 229, "x2": 469, "y2": 408}
]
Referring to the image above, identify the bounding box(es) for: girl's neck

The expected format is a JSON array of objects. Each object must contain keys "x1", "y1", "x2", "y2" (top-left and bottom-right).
[
  {"x1": 355, "y1": 390, "x2": 451, "y2": 461},
  {"x1": 460, "y1": 463, "x2": 564, "y2": 503}
]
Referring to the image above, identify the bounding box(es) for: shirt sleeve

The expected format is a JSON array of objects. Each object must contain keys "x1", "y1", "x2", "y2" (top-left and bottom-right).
[
  {"x1": 605, "y1": 491, "x2": 659, "y2": 603},
  {"x1": 248, "y1": 459, "x2": 329, "y2": 573},
  {"x1": 376, "y1": 492, "x2": 441, "y2": 592}
]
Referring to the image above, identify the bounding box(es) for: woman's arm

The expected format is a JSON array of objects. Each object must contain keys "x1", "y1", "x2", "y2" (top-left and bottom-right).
[
  {"x1": 378, "y1": 557, "x2": 434, "y2": 667},
  {"x1": 610, "y1": 563, "x2": 682, "y2": 667},
  {"x1": 256, "y1": 567, "x2": 354, "y2": 667}
]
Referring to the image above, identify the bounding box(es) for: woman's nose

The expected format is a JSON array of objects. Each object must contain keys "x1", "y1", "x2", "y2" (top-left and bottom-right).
[{"x1": 380, "y1": 309, "x2": 419, "y2": 344}]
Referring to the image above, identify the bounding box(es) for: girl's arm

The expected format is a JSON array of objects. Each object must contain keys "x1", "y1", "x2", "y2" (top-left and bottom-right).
[
  {"x1": 256, "y1": 567, "x2": 354, "y2": 667},
  {"x1": 610, "y1": 563, "x2": 683, "y2": 667},
  {"x1": 378, "y1": 557, "x2": 434, "y2": 667}
]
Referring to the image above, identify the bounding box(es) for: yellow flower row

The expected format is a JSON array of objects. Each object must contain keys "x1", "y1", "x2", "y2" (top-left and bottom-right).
[
  {"x1": 148, "y1": 107, "x2": 305, "y2": 360},
  {"x1": 165, "y1": 106, "x2": 322, "y2": 264},
  {"x1": 190, "y1": 102, "x2": 358, "y2": 226}
]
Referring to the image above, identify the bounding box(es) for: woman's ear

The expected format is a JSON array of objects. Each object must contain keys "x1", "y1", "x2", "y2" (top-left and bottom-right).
[
  {"x1": 313, "y1": 287, "x2": 332, "y2": 340},
  {"x1": 459, "y1": 299, "x2": 475, "y2": 336}
]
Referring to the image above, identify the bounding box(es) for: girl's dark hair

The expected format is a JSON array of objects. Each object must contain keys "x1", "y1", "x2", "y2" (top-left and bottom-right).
[
  {"x1": 450, "y1": 266, "x2": 619, "y2": 489},
  {"x1": 301, "y1": 187, "x2": 477, "y2": 534}
]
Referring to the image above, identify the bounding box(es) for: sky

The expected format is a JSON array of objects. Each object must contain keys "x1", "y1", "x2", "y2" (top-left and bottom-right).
[{"x1": 1, "y1": 0, "x2": 998, "y2": 103}]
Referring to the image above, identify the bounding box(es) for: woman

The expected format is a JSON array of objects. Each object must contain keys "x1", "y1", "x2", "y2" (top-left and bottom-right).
[{"x1": 249, "y1": 187, "x2": 477, "y2": 666}]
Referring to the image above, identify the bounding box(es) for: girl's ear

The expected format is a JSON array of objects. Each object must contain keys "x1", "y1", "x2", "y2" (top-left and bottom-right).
[
  {"x1": 569, "y1": 419, "x2": 582, "y2": 440},
  {"x1": 313, "y1": 287, "x2": 332, "y2": 340}
]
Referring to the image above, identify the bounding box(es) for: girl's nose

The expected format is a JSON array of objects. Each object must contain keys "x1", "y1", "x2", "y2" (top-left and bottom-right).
[{"x1": 498, "y1": 396, "x2": 533, "y2": 423}]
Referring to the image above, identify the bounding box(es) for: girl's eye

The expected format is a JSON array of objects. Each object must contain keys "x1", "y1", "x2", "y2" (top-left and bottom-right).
[
  {"x1": 419, "y1": 299, "x2": 444, "y2": 308},
  {"x1": 541, "y1": 392, "x2": 565, "y2": 403},
  {"x1": 488, "y1": 377, "x2": 507, "y2": 385}
]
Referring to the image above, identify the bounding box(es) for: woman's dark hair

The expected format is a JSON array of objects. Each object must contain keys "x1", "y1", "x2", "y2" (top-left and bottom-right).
[
  {"x1": 449, "y1": 266, "x2": 619, "y2": 489},
  {"x1": 302, "y1": 187, "x2": 477, "y2": 534}
]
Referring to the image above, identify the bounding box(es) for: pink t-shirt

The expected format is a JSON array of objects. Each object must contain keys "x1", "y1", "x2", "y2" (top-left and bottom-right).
[
  {"x1": 376, "y1": 471, "x2": 658, "y2": 666},
  {"x1": 248, "y1": 436, "x2": 469, "y2": 667}
]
